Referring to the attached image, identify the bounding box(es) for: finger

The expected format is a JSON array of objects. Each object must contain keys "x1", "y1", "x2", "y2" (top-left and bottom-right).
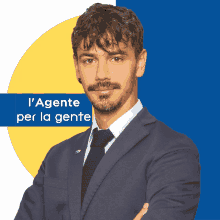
[
  {"x1": 143, "y1": 203, "x2": 149, "y2": 215},
  {"x1": 133, "y1": 203, "x2": 149, "y2": 220}
]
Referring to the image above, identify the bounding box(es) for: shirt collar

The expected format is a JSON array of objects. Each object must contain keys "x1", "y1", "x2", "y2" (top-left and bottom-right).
[{"x1": 91, "y1": 99, "x2": 143, "y2": 138}]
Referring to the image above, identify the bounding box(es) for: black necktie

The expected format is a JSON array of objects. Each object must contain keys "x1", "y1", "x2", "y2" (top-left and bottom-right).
[{"x1": 81, "y1": 128, "x2": 114, "y2": 205}]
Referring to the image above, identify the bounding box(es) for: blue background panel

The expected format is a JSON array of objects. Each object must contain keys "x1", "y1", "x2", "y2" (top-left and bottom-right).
[{"x1": 116, "y1": 0, "x2": 220, "y2": 219}]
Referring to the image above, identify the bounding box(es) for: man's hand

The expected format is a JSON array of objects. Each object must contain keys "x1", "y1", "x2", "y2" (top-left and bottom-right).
[{"x1": 133, "y1": 203, "x2": 149, "y2": 220}]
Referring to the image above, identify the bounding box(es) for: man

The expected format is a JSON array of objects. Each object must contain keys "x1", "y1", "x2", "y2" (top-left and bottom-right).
[{"x1": 15, "y1": 3, "x2": 200, "y2": 220}]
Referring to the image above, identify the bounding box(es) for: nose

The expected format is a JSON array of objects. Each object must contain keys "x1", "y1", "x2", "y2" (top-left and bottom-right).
[{"x1": 95, "y1": 58, "x2": 110, "y2": 81}]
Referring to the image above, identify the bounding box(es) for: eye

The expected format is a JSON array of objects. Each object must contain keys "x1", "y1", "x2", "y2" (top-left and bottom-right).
[
  {"x1": 83, "y1": 59, "x2": 94, "y2": 64},
  {"x1": 111, "y1": 57, "x2": 123, "y2": 62}
]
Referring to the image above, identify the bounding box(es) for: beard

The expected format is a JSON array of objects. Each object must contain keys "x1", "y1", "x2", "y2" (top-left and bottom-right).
[
  {"x1": 86, "y1": 81, "x2": 123, "y2": 113},
  {"x1": 91, "y1": 93, "x2": 123, "y2": 113},
  {"x1": 84, "y1": 69, "x2": 137, "y2": 113}
]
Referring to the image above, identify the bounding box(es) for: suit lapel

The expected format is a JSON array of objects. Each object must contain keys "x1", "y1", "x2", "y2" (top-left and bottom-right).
[
  {"x1": 68, "y1": 128, "x2": 91, "y2": 220},
  {"x1": 81, "y1": 107, "x2": 156, "y2": 219}
]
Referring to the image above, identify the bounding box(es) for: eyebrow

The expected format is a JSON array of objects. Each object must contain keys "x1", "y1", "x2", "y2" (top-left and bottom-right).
[
  {"x1": 107, "y1": 50, "x2": 128, "y2": 56},
  {"x1": 79, "y1": 53, "x2": 95, "y2": 59},
  {"x1": 78, "y1": 49, "x2": 128, "y2": 59}
]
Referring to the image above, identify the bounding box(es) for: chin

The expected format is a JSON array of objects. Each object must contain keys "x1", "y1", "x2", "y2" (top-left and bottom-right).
[{"x1": 91, "y1": 98, "x2": 122, "y2": 114}]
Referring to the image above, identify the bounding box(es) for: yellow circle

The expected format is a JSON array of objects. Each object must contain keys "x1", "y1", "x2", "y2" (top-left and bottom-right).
[{"x1": 8, "y1": 17, "x2": 89, "y2": 177}]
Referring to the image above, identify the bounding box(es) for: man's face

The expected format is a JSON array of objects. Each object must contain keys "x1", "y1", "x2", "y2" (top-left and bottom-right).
[{"x1": 74, "y1": 41, "x2": 143, "y2": 113}]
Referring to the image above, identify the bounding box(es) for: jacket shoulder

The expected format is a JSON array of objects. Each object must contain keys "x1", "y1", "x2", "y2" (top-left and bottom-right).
[{"x1": 152, "y1": 120, "x2": 199, "y2": 155}]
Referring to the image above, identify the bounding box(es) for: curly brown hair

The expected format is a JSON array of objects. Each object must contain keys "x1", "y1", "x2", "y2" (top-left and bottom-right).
[{"x1": 71, "y1": 3, "x2": 144, "y2": 59}]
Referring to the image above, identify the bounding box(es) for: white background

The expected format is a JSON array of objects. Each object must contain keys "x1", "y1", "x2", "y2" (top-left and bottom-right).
[{"x1": 0, "y1": 1, "x2": 115, "y2": 218}]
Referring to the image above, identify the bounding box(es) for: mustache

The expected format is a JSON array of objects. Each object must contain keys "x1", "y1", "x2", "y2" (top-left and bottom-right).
[{"x1": 88, "y1": 81, "x2": 121, "y2": 91}]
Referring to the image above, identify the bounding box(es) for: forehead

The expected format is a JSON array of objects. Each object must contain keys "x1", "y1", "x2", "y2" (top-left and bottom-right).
[{"x1": 77, "y1": 40, "x2": 135, "y2": 56}]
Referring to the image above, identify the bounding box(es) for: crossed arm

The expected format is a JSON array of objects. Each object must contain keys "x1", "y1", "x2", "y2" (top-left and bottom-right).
[{"x1": 135, "y1": 142, "x2": 200, "y2": 220}]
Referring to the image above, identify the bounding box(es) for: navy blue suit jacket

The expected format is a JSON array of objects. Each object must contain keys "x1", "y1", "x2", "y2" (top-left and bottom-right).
[{"x1": 15, "y1": 107, "x2": 200, "y2": 220}]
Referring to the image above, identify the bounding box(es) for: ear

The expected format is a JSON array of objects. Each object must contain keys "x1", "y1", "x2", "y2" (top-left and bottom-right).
[
  {"x1": 136, "y1": 49, "x2": 147, "y2": 78},
  {"x1": 73, "y1": 56, "x2": 82, "y2": 84}
]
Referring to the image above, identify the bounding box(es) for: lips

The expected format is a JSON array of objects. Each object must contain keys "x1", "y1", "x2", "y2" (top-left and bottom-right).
[{"x1": 95, "y1": 86, "x2": 115, "y2": 91}]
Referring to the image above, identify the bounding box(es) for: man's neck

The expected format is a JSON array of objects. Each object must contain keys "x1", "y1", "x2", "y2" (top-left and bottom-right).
[{"x1": 94, "y1": 96, "x2": 138, "y2": 130}]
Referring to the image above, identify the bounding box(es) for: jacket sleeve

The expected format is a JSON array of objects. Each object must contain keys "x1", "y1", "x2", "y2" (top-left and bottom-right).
[
  {"x1": 14, "y1": 147, "x2": 53, "y2": 220},
  {"x1": 142, "y1": 141, "x2": 201, "y2": 220}
]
